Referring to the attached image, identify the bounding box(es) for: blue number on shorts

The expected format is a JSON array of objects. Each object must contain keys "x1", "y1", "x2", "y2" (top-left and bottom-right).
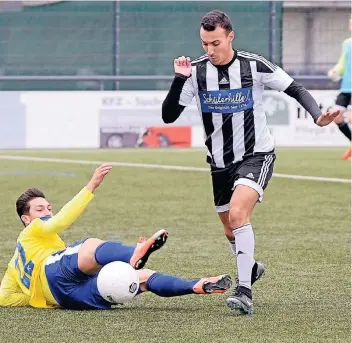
[{"x1": 14, "y1": 243, "x2": 34, "y2": 289}]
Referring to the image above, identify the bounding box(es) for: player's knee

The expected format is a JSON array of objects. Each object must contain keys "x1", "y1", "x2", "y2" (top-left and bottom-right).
[
  {"x1": 78, "y1": 238, "x2": 105, "y2": 274},
  {"x1": 83, "y1": 238, "x2": 105, "y2": 255},
  {"x1": 137, "y1": 269, "x2": 155, "y2": 283},
  {"x1": 229, "y1": 206, "x2": 249, "y2": 228},
  {"x1": 137, "y1": 269, "x2": 156, "y2": 292}
]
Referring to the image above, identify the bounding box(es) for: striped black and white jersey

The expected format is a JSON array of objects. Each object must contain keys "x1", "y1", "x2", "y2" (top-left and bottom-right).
[{"x1": 178, "y1": 50, "x2": 293, "y2": 168}]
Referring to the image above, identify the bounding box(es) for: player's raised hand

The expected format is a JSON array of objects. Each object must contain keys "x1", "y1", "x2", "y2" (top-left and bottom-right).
[
  {"x1": 174, "y1": 56, "x2": 192, "y2": 77},
  {"x1": 86, "y1": 163, "x2": 112, "y2": 192},
  {"x1": 316, "y1": 109, "x2": 340, "y2": 127},
  {"x1": 327, "y1": 69, "x2": 341, "y2": 82}
]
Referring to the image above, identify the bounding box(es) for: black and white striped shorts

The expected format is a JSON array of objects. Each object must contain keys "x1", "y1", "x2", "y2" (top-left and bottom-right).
[{"x1": 211, "y1": 152, "x2": 276, "y2": 213}]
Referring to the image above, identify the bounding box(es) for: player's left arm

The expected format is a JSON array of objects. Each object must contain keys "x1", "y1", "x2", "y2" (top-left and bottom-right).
[
  {"x1": 33, "y1": 186, "x2": 95, "y2": 235},
  {"x1": 27, "y1": 164, "x2": 112, "y2": 236},
  {"x1": 0, "y1": 271, "x2": 30, "y2": 307},
  {"x1": 258, "y1": 58, "x2": 339, "y2": 127}
]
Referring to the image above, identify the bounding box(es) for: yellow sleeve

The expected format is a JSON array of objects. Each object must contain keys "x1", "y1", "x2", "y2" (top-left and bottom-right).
[
  {"x1": 26, "y1": 187, "x2": 94, "y2": 236},
  {"x1": 332, "y1": 41, "x2": 347, "y2": 76},
  {"x1": 0, "y1": 271, "x2": 30, "y2": 307},
  {"x1": 332, "y1": 51, "x2": 346, "y2": 76}
]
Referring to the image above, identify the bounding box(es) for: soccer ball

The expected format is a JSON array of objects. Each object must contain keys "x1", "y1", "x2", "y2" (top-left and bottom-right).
[{"x1": 97, "y1": 261, "x2": 139, "y2": 304}]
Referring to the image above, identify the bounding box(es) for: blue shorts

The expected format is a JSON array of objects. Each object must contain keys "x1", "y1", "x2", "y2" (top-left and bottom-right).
[{"x1": 45, "y1": 240, "x2": 112, "y2": 310}]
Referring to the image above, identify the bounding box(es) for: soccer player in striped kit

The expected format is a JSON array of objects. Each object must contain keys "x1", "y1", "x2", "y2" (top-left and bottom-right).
[{"x1": 162, "y1": 10, "x2": 340, "y2": 315}]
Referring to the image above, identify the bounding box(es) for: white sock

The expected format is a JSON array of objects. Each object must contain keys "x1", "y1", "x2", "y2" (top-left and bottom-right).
[{"x1": 233, "y1": 224, "x2": 255, "y2": 290}]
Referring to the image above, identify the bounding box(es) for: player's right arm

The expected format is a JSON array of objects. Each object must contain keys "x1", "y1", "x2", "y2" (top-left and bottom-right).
[
  {"x1": 27, "y1": 164, "x2": 112, "y2": 236},
  {"x1": 256, "y1": 56, "x2": 339, "y2": 127},
  {"x1": 162, "y1": 56, "x2": 195, "y2": 124},
  {"x1": 0, "y1": 270, "x2": 30, "y2": 307}
]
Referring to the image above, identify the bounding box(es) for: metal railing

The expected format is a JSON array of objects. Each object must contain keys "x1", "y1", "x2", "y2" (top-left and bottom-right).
[{"x1": 0, "y1": 75, "x2": 331, "y2": 91}]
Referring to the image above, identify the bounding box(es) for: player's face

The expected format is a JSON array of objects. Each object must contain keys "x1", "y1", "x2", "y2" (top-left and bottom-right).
[
  {"x1": 200, "y1": 26, "x2": 234, "y2": 65},
  {"x1": 21, "y1": 197, "x2": 53, "y2": 226}
]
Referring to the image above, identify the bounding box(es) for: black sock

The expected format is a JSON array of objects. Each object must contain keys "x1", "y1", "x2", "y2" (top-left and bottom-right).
[
  {"x1": 338, "y1": 122, "x2": 351, "y2": 141},
  {"x1": 251, "y1": 262, "x2": 258, "y2": 284}
]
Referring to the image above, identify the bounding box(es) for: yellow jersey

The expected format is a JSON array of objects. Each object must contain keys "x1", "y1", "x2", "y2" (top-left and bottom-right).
[
  {"x1": 0, "y1": 187, "x2": 94, "y2": 308},
  {"x1": 332, "y1": 38, "x2": 352, "y2": 93}
]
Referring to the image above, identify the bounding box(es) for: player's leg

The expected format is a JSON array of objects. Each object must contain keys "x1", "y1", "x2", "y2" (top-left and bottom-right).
[
  {"x1": 334, "y1": 93, "x2": 351, "y2": 140},
  {"x1": 59, "y1": 267, "x2": 232, "y2": 310},
  {"x1": 77, "y1": 230, "x2": 168, "y2": 275},
  {"x1": 333, "y1": 93, "x2": 352, "y2": 159},
  {"x1": 226, "y1": 153, "x2": 276, "y2": 315},
  {"x1": 63, "y1": 267, "x2": 232, "y2": 310},
  {"x1": 211, "y1": 166, "x2": 264, "y2": 287},
  {"x1": 133, "y1": 269, "x2": 232, "y2": 297},
  {"x1": 218, "y1": 210, "x2": 264, "y2": 287},
  {"x1": 45, "y1": 239, "x2": 170, "y2": 310}
]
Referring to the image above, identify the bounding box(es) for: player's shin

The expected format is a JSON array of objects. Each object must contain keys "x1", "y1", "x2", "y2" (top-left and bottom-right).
[
  {"x1": 233, "y1": 224, "x2": 255, "y2": 290},
  {"x1": 95, "y1": 241, "x2": 135, "y2": 266},
  {"x1": 145, "y1": 273, "x2": 231, "y2": 297},
  {"x1": 338, "y1": 122, "x2": 352, "y2": 140},
  {"x1": 146, "y1": 273, "x2": 199, "y2": 297}
]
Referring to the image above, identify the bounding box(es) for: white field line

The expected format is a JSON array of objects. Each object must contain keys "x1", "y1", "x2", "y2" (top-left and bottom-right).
[
  {"x1": 0, "y1": 148, "x2": 207, "y2": 154},
  {"x1": 0, "y1": 155, "x2": 350, "y2": 184}
]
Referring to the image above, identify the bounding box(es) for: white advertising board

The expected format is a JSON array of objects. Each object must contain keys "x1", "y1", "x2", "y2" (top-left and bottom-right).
[{"x1": 0, "y1": 90, "x2": 348, "y2": 149}]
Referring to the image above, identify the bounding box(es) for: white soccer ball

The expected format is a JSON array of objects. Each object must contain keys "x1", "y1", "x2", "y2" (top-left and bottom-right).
[{"x1": 97, "y1": 261, "x2": 139, "y2": 304}]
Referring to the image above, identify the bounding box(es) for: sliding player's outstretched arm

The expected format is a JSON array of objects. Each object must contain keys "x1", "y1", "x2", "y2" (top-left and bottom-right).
[{"x1": 28, "y1": 164, "x2": 112, "y2": 236}]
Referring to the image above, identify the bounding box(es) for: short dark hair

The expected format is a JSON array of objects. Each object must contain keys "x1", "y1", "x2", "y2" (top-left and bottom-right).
[
  {"x1": 200, "y1": 10, "x2": 233, "y2": 33},
  {"x1": 16, "y1": 188, "x2": 45, "y2": 224}
]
